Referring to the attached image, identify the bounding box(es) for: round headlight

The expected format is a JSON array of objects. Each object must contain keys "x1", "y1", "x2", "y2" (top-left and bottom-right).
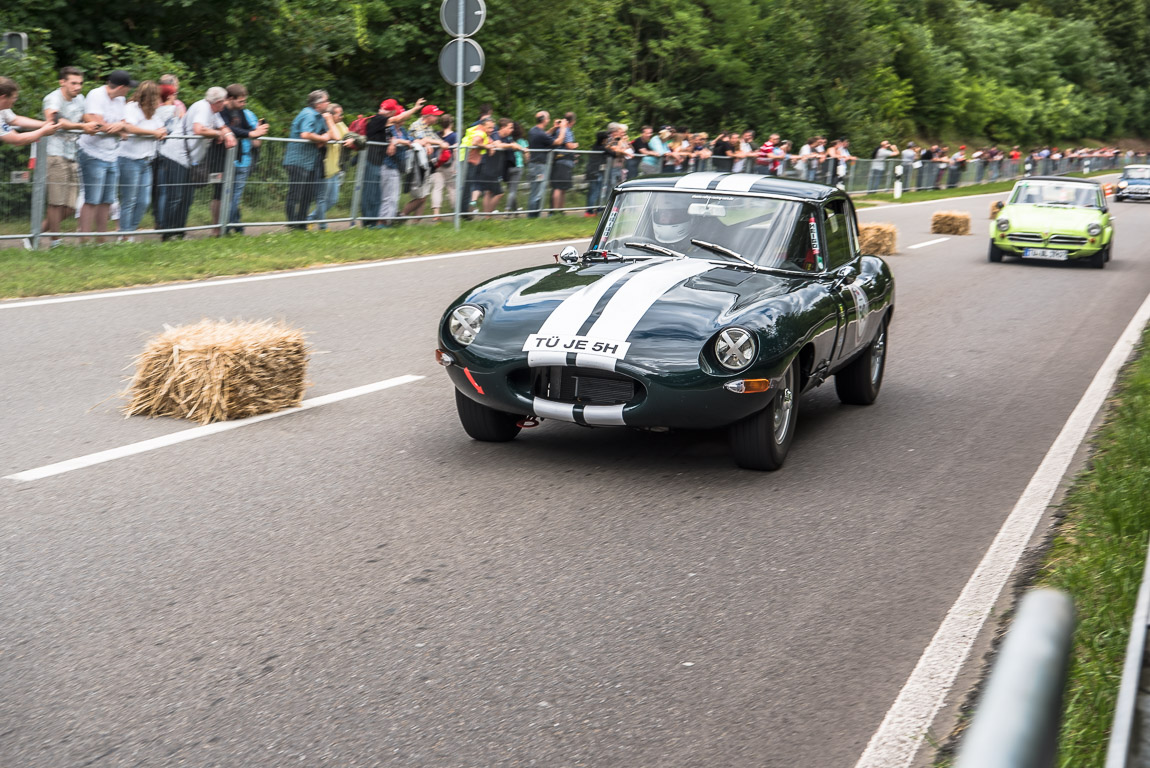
[
  {"x1": 1118, "y1": 180, "x2": 1128, "y2": 188},
  {"x1": 448, "y1": 305, "x2": 484, "y2": 346},
  {"x1": 996, "y1": 217, "x2": 1010, "y2": 231},
  {"x1": 1087, "y1": 222, "x2": 1103, "y2": 236},
  {"x1": 714, "y1": 327, "x2": 757, "y2": 371}
]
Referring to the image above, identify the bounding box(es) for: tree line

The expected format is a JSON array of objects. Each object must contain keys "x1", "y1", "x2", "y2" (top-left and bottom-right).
[{"x1": 2, "y1": 0, "x2": 1147, "y2": 153}]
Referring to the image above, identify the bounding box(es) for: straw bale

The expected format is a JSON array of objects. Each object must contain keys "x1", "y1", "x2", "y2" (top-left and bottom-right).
[
  {"x1": 124, "y1": 319, "x2": 310, "y2": 424},
  {"x1": 858, "y1": 222, "x2": 897, "y2": 255},
  {"x1": 931, "y1": 210, "x2": 972, "y2": 235}
]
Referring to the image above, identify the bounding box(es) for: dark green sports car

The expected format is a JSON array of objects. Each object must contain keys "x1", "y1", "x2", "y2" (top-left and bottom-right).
[{"x1": 436, "y1": 173, "x2": 895, "y2": 470}]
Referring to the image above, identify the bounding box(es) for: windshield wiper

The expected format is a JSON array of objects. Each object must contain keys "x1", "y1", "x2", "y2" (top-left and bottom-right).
[
  {"x1": 624, "y1": 241, "x2": 685, "y2": 259},
  {"x1": 690, "y1": 239, "x2": 762, "y2": 271}
]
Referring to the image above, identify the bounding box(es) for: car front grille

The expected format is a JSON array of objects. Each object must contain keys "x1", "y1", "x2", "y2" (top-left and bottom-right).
[
  {"x1": 1049, "y1": 235, "x2": 1088, "y2": 246},
  {"x1": 1124, "y1": 186, "x2": 1150, "y2": 195},
  {"x1": 535, "y1": 366, "x2": 642, "y2": 405},
  {"x1": 1007, "y1": 233, "x2": 1044, "y2": 243}
]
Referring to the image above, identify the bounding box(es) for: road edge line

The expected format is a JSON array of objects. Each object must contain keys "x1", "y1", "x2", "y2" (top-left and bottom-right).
[{"x1": 853, "y1": 286, "x2": 1150, "y2": 768}]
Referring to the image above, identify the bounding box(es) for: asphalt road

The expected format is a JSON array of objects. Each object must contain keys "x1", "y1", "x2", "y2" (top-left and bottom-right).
[{"x1": 2, "y1": 185, "x2": 1147, "y2": 767}]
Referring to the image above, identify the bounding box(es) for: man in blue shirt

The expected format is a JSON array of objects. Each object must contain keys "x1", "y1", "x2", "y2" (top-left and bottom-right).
[{"x1": 283, "y1": 90, "x2": 330, "y2": 230}]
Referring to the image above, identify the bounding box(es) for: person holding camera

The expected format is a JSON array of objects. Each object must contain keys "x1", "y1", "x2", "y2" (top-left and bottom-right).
[{"x1": 526, "y1": 111, "x2": 565, "y2": 218}]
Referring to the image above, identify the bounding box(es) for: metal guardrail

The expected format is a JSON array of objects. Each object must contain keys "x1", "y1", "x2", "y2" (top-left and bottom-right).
[
  {"x1": 954, "y1": 589, "x2": 1075, "y2": 768},
  {"x1": 1106, "y1": 543, "x2": 1150, "y2": 767}
]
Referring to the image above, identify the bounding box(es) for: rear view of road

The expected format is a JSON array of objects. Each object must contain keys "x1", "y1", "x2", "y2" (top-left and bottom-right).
[{"x1": 1, "y1": 191, "x2": 1146, "y2": 767}]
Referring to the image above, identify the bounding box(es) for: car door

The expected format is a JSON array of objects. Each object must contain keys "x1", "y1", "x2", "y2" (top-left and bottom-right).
[{"x1": 821, "y1": 197, "x2": 871, "y2": 362}]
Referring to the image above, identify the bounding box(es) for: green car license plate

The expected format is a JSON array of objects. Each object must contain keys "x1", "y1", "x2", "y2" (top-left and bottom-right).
[{"x1": 1023, "y1": 248, "x2": 1069, "y2": 261}]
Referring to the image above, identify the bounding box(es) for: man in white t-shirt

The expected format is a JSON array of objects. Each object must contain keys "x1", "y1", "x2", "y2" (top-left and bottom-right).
[
  {"x1": 42, "y1": 66, "x2": 99, "y2": 245},
  {"x1": 155, "y1": 87, "x2": 235, "y2": 239},
  {"x1": 0, "y1": 77, "x2": 59, "y2": 146},
  {"x1": 78, "y1": 70, "x2": 134, "y2": 241}
]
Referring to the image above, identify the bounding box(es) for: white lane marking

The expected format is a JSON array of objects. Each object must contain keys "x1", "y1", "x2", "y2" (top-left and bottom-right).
[
  {"x1": 0, "y1": 239, "x2": 592, "y2": 311},
  {"x1": 907, "y1": 237, "x2": 951, "y2": 250},
  {"x1": 854, "y1": 286, "x2": 1150, "y2": 768},
  {"x1": 4, "y1": 375, "x2": 424, "y2": 482}
]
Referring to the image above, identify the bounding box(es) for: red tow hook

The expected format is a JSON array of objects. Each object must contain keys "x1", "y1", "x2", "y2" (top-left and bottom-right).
[{"x1": 517, "y1": 416, "x2": 541, "y2": 428}]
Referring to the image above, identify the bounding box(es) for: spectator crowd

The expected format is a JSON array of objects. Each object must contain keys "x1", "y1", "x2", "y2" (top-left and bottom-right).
[{"x1": 0, "y1": 67, "x2": 1138, "y2": 245}]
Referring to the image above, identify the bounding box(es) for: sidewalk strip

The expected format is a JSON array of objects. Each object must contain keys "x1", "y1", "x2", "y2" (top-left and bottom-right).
[
  {"x1": 0, "y1": 239, "x2": 592, "y2": 311},
  {"x1": 853, "y1": 286, "x2": 1150, "y2": 768},
  {"x1": 907, "y1": 237, "x2": 951, "y2": 250},
  {"x1": 4, "y1": 375, "x2": 424, "y2": 482}
]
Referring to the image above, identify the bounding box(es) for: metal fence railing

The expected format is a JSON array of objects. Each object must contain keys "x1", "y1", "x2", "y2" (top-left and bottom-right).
[
  {"x1": 1105, "y1": 542, "x2": 1150, "y2": 767},
  {"x1": 1, "y1": 133, "x2": 1143, "y2": 249}
]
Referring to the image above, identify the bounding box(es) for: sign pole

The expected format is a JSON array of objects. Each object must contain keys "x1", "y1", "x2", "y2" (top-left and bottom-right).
[{"x1": 452, "y1": 0, "x2": 465, "y2": 232}]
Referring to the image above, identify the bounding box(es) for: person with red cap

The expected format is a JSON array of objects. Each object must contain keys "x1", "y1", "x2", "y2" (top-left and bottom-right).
[
  {"x1": 403, "y1": 104, "x2": 450, "y2": 219},
  {"x1": 364, "y1": 96, "x2": 423, "y2": 227}
]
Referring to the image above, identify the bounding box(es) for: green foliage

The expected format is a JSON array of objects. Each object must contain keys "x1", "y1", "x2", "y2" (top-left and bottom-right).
[{"x1": 2, "y1": 0, "x2": 1148, "y2": 148}]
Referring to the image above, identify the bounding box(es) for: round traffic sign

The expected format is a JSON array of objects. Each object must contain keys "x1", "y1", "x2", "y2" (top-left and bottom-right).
[
  {"x1": 439, "y1": 38, "x2": 485, "y2": 87},
  {"x1": 440, "y1": 0, "x2": 486, "y2": 37}
]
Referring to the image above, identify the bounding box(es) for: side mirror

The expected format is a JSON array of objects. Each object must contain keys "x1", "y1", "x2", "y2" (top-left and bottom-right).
[
  {"x1": 558, "y1": 245, "x2": 581, "y2": 264},
  {"x1": 831, "y1": 265, "x2": 857, "y2": 289}
]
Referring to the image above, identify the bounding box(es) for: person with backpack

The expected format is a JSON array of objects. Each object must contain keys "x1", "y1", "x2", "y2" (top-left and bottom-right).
[{"x1": 402, "y1": 104, "x2": 449, "y2": 220}]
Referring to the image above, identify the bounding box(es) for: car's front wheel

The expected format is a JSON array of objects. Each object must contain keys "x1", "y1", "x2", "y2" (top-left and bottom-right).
[
  {"x1": 988, "y1": 242, "x2": 1004, "y2": 263},
  {"x1": 835, "y1": 316, "x2": 888, "y2": 405},
  {"x1": 1089, "y1": 246, "x2": 1107, "y2": 270},
  {"x1": 455, "y1": 390, "x2": 523, "y2": 442},
  {"x1": 729, "y1": 359, "x2": 798, "y2": 471}
]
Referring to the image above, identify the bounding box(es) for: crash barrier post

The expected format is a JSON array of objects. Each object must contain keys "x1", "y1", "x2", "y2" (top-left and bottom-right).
[
  {"x1": 953, "y1": 589, "x2": 1075, "y2": 768},
  {"x1": 1104, "y1": 542, "x2": 1150, "y2": 768}
]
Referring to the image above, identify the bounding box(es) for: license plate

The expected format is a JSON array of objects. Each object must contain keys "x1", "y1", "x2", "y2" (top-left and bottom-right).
[
  {"x1": 1023, "y1": 248, "x2": 1068, "y2": 261},
  {"x1": 523, "y1": 333, "x2": 631, "y2": 359}
]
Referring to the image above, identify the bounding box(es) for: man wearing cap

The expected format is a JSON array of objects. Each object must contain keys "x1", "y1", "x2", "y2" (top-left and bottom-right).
[
  {"x1": 402, "y1": 104, "x2": 449, "y2": 219},
  {"x1": 361, "y1": 98, "x2": 422, "y2": 227},
  {"x1": 77, "y1": 70, "x2": 134, "y2": 242},
  {"x1": 282, "y1": 90, "x2": 331, "y2": 229},
  {"x1": 155, "y1": 86, "x2": 236, "y2": 240}
]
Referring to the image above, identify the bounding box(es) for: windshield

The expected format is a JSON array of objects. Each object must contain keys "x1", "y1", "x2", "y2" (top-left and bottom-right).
[
  {"x1": 594, "y1": 190, "x2": 809, "y2": 271},
  {"x1": 1009, "y1": 181, "x2": 1099, "y2": 208},
  {"x1": 1123, "y1": 166, "x2": 1150, "y2": 180}
]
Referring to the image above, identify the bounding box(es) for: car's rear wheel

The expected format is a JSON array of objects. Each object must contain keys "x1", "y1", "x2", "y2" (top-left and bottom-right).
[
  {"x1": 455, "y1": 390, "x2": 523, "y2": 442},
  {"x1": 835, "y1": 316, "x2": 888, "y2": 405},
  {"x1": 988, "y1": 242, "x2": 1004, "y2": 263},
  {"x1": 729, "y1": 359, "x2": 798, "y2": 471}
]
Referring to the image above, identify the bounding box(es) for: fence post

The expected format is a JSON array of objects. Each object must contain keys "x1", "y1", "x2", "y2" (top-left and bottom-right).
[
  {"x1": 541, "y1": 151, "x2": 554, "y2": 215},
  {"x1": 29, "y1": 137, "x2": 47, "y2": 250},
  {"x1": 217, "y1": 144, "x2": 237, "y2": 237},
  {"x1": 350, "y1": 146, "x2": 368, "y2": 227}
]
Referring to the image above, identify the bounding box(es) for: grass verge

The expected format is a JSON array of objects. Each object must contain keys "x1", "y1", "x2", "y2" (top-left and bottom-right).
[
  {"x1": 1031, "y1": 328, "x2": 1150, "y2": 767},
  {"x1": 0, "y1": 217, "x2": 596, "y2": 299}
]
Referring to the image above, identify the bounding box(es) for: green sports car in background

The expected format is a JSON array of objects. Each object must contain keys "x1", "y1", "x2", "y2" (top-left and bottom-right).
[{"x1": 989, "y1": 176, "x2": 1113, "y2": 269}]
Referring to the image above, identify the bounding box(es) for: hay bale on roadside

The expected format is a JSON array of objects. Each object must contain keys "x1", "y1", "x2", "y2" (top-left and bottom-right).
[
  {"x1": 931, "y1": 210, "x2": 971, "y2": 235},
  {"x1": 989, "y1": 200, "x2": 1005, "y2": 219},
  {"x1": 125, "y1": 319, "x2": 310, "y2": 424},
  {"x1": 858, "y1": 222, "x2": 898, "y2": 255}
]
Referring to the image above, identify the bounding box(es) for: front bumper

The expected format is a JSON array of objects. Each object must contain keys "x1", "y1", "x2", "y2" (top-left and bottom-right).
[
  {"x1": 442, "y1": 351, "x2": 784, "y2": 430},
  {"x1": 990, "y1": 231, "x2": 1107, "y2": 259}
]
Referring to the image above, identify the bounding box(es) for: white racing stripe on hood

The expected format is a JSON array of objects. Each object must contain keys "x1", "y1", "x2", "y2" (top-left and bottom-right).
[
  {"x1": 583, "y1": 259, "x2": 716, "y2": 342},
  {"x1": 534, "y1": 260, "x2": 659, "y2": 338}
]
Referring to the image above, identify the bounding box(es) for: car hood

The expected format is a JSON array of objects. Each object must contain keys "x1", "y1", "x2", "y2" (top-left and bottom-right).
[
  {"x1": 1003, "y1": 204, "x2": 1103, "y2": 231},
  {"x1": 456, "y1": 258, "x2": 807, "y2": 370},
  {"x1": 1120, "y1": 177, "x2": 1150, "y2": 185}
]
